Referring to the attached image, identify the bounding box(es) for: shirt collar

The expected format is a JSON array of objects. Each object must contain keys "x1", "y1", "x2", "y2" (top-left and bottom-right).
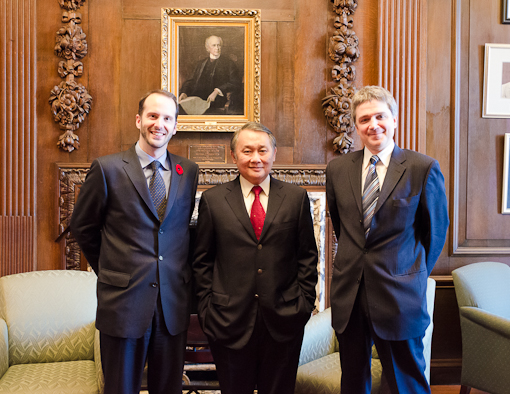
[
  {"x1": 239, "y1": 175, "x2": 271, "y2": 198},
  {"x1": 135, "y1": 142, "x2": 169, "y2": 170},
  {"x1": 363, "y1": 140, "x2": 395, "y2": 170}
]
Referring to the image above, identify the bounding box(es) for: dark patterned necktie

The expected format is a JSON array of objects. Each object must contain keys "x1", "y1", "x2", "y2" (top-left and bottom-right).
[
  {"x1": 149, "y1": 161, "x2": 167, "y2": 222},
  {"x1": 250, "y1": 186, "x2": 265, "y2": 240},
  {"x1": 362, "y1": 155, "x2": 380, "y2": 238}
]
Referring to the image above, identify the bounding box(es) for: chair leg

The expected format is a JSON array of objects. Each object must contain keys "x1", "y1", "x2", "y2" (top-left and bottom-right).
[{"x1": 459, "y1": 385, "x2": 471, "y2": 394}]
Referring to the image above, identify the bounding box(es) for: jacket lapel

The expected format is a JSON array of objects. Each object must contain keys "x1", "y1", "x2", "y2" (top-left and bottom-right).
[
  {"x1": 162, "y1": 153, "x2": 182, "y2": 221},
  {"x1": 349, "y1": 151, "x2": 364, "y2": 214},
  {"x1": 374, "y1": 145, "x2": 406, "y2": 215},
  {"x1": 122, "y1": 146, "x2": 159, "y2": 220},
  {"x1": 259, "y1": 177, "x2": 285, "y2": 241},
  {"x1": 225, "y1": 178, "x2": 258, "y2": 241}
]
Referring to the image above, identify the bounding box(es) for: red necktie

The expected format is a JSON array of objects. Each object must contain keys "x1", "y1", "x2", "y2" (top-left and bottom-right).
[{"x1": 250, "y1": 186, "x2": 265, "y2": 240}]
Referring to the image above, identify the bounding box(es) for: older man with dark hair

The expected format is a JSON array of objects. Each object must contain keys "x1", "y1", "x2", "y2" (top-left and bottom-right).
[{"x1": 193, "y1": 121, "x2": 318, "y2": 394}]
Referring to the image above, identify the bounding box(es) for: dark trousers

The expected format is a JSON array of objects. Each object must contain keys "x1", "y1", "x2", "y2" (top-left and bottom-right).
[
  {"x1": 208, "y1": 310, "x2": 304, "y2": 394},
  {"x1": 100, "y1": 295, "x2": 187, "y2": 394},
  {"x1": 336, "y1": 277, "x2": 430, "y2": 394}
]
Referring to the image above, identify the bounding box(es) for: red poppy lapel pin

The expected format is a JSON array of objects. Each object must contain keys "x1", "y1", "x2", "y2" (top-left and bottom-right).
[{"x1": 176, "y1": 164, "x2": 183, "y2": 175}]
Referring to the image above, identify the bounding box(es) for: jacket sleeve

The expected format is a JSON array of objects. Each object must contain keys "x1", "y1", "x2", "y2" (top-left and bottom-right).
[
  {"x1": 297, "y1": 190, "x2": 319, "y2": 309},
  {"x1": 191, "y1": 192, "x2": 216, "y2": 320},
  {"x1": 70, "y1": 159, "x2": 108, "y2": 274},
  {"x1": 421, "y1": 160, "x2": 449, "y2": 275},
  {"x1": 326, "y1": 162, "x2": 341, "y2": 240}
]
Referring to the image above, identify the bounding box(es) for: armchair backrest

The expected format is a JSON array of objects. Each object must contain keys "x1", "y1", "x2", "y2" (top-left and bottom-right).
[
  {"x1": 0, "y1": 270, "x2": 97, "y2": 366},
  {"x1": 452, "y1": 262, "x2": 510, "y2": 319}
]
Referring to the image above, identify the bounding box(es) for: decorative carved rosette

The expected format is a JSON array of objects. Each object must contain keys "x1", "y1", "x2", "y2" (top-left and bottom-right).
[
  {"x1": 50, "y1": 0, "x2": 92, "y2": 152},
  {"x1": 324, "y1": 0, "x2": 359, "y2": 154}
]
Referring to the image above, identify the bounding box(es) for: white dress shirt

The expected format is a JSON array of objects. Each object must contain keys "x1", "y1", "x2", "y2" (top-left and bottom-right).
[
  {"x1": 361, "y1": 140, "x2": 395, "y2": 193},
  {"x1": 135, "y1": 142, "x2": 171, "y2": 197},
  {"x1": 239, "y1": 175, "x2": 271, "y2": 214}
]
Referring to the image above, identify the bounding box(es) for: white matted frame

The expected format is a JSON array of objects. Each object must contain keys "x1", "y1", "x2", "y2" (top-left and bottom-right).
[
  {"x1": 503, "y1": 134, "x2": 510, "y2": 214},
  {"x1": 482, "y1": 43, "x2": 510, "y2": 118},
  {"x1": 161, "y1": 8, "x2": 261, "y2": 132}
]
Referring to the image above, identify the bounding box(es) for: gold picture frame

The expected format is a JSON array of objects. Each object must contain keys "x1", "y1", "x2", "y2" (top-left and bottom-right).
[{"x1": 161, "y1": 8, "x2": 261, "y2": 132}]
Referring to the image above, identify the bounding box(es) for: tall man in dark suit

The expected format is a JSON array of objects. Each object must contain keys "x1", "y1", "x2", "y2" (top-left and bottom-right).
[
  {"x1": 326, "y1": 86, "x2": 449, "y2": 393},
  {"x1": 71, "y1": 90, "x2": 199, "y2": 394},
  {"x1": 193, "y1": 122, "x2": 318, "y2": 394},
  {"x1": 179, "y1": 35, "x2": 242, "y2": 115}
]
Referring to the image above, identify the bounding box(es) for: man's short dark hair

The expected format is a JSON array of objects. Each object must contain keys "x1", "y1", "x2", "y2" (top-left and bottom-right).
[
  {"x1": 230, "y1": 122, "x2": 277, "y2": 154},
  {"x1": 351, "y1": 85, "x2": 398, "y2": 123},
  {"x1": 138, "y1": 90, "x2": 179, "y2": 119}
]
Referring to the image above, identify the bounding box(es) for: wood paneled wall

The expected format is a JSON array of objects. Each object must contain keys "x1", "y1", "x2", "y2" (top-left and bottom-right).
[
  {"x1": 1, "y1": 0, "x2": 509, "y2": 384},
  {"x1": 0, "y1": 0, "x2": 36, "y2": 275},
  {"x1": 378, "y1": 0, "x2": 427, "y2": 153}
]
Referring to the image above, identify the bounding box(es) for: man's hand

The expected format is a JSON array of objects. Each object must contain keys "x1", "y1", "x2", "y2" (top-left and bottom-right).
[
  {"x1": 207, "y1": 90, "x2": 219, "y2": 102},
  {"x1": 179, "y1": 93, "x2": 188, "y2": 102}
]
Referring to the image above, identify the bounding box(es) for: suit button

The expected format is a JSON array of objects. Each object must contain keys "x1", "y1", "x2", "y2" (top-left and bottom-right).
[
  {"x1": 257, "y1": 269, "x2": 263, "y2": 274},
  {"x1": 257, "y1": 244, "x2": 262, "y2": 250},
  {"x1": 151, "y1": 282, "x2": 158, "y2": 288},
  {"x1": 363, "y1": 248, "x2": 368, "y2": 254},
  {"x1": 159, "y1": 256, "x2": 163, "y2": 260},
  {"x1": 159, "y1": 229, "x2": 164, "y2": 234},
  {"x1": 254, "y1": 294, "x2": 259, "y2": 298}
]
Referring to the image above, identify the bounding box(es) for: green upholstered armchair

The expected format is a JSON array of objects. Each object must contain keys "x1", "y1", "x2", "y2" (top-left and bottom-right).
[
  {"x1": 452, "y1": 262, "x2": 510, "y2": 394},
  {"x1": 295, "y1": 277, "x2": 436, "y2": 394},
  {"x1": 0, "y1": 270, "x2": 104, "y2": 394}
]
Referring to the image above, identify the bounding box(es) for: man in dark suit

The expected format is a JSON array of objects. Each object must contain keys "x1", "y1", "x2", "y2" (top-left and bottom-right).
[
  {"x1": 192, "y1": 122, "x2": 318, "y2": 394},
  {"x1": 326, "y1": 86, "x2": 449, "y2": 394},
  {"x1": 179, "y1": 35, "x2": 242, "y2": 115},
  {"x1": 71, "y1": 90, "x2": 199, "y2": 394}
]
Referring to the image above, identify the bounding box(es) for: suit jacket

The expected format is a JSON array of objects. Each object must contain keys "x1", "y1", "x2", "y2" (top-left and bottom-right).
[
  {"x1": 70, "y1": 145, "x2": 199, "y2": 338},
  {"x1": 192, "y1": 176, "x2": 318, "y2": 350},
  {"x1": 326, "y1": 146, "x2": 448, "y2": 341}
]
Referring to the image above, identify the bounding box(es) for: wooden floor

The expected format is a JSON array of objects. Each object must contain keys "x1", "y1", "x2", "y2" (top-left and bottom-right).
[{"x1": 431, "y1": 386, "x2": 489, "y2": 394}]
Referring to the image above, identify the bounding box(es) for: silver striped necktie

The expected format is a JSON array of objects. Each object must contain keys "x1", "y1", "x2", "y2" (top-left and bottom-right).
[{"x1": 362, "y1": 155, "x2": 380, "y2": 238}]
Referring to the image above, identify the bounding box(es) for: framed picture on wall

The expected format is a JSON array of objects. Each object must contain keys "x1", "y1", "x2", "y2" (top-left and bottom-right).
[
  {"x1": 503, "y1": 0, "x2": 510, "y2": 24},
  {"x1": 161, "y1": 8, "x2": 261, "y2": 132},
  {"x1": 482, "y1": 43, "x2": 510, "y2": 118},
  {"x1": 503, "y1": 134, "x2": 510, "y2": 214}
]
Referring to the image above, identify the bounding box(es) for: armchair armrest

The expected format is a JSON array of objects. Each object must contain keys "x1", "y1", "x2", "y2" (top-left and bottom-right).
[
  {"x1": 460, "y1": 307, "x2": 510, "y2": 339},
  {"x1": 298, "y1": 308, "x2": 337, "y2": 366},
  {"x1": 94, "y1": 329, "x2": 104, "y2": 394},
  {"x1": 0, "y1": 318, "x2": 8, "y2": 378}
]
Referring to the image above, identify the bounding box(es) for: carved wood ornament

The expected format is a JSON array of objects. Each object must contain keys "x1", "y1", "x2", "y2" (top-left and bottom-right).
[
  {"x1": 322, "y1": 0, "x2": 359, "y2": 154},
  {"x1": 57, "y1": 165, "x2": 326, "y2": 270},
  {"x1": 49, "y1": 0, "x2": 92, "y2": 152}
]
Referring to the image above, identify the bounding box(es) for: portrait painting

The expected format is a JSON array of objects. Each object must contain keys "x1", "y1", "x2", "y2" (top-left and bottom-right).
[
  {"x1": 482, "y1": 43, "x2": 510, "y2": 118},
  {"x1": 161, "y1": 8, "x2": 261, "y2": 132}
]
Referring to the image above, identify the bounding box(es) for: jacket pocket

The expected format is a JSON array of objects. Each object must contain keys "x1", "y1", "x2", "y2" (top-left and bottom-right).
[
  {"x1": 392, "y1": 194, "x2": 420, "y2": 207},
  {"x1": 211, "y1": 292, "x2": 229, "y2": 307},
  {"x1": 98, "y1": 268, "x2": 130, "y2": 288},
  {"x1": 281, "y1": 284, "x2": 302, "y2": 302}
]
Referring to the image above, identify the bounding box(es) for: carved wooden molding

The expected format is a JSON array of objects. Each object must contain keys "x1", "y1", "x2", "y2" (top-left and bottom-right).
[
  {"x1": 322, "y1": 0, "x2": 359, "y2": 154},
  {"x1": 449, "y1": 0, "x2": 510, "y2": 255},
  {"x1": 57, "y1": 164, "x2": 327, "y2": 270},
  {"x1": 377, "y1": 0, "x2": 427, "y2": 153},
  {"x1": 0, "y1": 0, "x2": 37, "y2": 276},
  {"x1": 49, "y1": 1, "x2": 92, "y2": 152}
]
